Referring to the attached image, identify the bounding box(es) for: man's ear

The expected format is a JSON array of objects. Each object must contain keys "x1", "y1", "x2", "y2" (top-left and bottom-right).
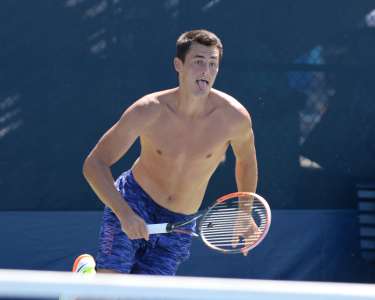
[{"x1": 174, "y1": 57, "x2": 183, "y2": 72}]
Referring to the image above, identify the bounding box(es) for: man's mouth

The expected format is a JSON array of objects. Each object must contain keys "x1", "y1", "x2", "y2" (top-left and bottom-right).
[{"x1": 196, "y1": 79, "x2": 209, "y2": 90}]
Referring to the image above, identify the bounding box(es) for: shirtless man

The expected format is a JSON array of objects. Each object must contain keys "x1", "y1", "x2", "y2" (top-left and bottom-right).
[{"x1": 83, "y1": 29, "x2": 258, "y2": 275}]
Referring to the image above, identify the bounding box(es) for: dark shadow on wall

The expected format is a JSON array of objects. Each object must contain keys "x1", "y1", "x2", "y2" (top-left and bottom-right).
[
  {"x1": 0, "y1": 1, "x2": 374, "y2": 210},
  {"x1": 300, "y1": 27, "x2": 375, "y2": 208}
]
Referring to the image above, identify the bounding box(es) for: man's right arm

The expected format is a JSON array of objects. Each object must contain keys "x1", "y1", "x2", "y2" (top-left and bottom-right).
[{"x1": 82, "y1": 97, "x2": 159, "y2": 240}]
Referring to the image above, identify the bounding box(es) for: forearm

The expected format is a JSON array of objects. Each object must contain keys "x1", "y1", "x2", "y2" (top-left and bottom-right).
[
  {"x1": 82, "y1": 156, "x2": 133, "y2": 217},
  {"x1": 235, "y1": 160, "x2": 258, "y2": 212},
  {"x1": 235, "y1": 160, "x2": 258, "y2": 194}
]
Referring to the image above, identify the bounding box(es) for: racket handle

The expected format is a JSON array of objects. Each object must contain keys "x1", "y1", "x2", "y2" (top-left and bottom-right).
[{"x1": 147, "y1": 223, "x2": 169, "y2": 234}]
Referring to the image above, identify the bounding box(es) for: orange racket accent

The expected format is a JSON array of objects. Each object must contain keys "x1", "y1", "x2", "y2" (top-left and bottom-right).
[{"x1": 216, "y1": 191, "x2": 256, "y2": 203}]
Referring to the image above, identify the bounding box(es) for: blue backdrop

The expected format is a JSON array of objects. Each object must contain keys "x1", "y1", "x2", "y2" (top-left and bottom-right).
[{"x1": 1, "y1": 0, "x2": 375, "y2": 283}]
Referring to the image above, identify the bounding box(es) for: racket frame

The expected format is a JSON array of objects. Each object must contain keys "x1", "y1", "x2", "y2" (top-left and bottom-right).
[{"x1": 198, "y1": 192, "x2": 271, "y2": 254}]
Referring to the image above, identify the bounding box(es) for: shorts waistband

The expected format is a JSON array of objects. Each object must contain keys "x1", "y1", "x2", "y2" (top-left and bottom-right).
[{"x1": 120, "y1": 169, "x2": 195, "y2": 220}]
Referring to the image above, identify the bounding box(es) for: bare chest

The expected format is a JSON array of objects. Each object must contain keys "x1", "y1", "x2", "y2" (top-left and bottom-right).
[{"x1": 143, "y1": 113, "x2": 230, "y2": 161}]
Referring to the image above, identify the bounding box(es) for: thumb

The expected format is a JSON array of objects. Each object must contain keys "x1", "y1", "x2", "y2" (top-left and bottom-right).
[{"x1": 231, "y1": 230, "x2": 240, "y2": 248}]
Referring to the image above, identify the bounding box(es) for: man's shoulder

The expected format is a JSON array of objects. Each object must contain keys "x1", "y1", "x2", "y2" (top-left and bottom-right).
[
  {"x1": 126, "y1": 89, "x2": 178, "y2": 124},
  {"x1": 210, "y1": 89, "x2": 251, "y2": 124},
  {"x1": 117, "y1": 95, "x2": 160, "y2": 131},
  {"x1": 135, "y1": 88, "x2": 176, "y2": 109},
  {"x1": 130, "y1": 92, "x2": 164, "y2": 117}
]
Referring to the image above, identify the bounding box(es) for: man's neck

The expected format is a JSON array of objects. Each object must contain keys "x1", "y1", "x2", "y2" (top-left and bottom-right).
[{"x1": 174, "y1": 86, "x2": 209, "y2": 119}]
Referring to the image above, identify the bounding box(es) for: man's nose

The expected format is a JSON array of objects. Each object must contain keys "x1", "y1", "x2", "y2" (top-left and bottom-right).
[{"x1": 201, "y1": 63, "x2": 209, "y2": 74}]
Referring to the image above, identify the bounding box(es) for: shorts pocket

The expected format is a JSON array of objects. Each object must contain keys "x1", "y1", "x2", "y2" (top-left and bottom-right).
[{"x1": 156, "y1": 233, "x2": 193, "y2": 263}]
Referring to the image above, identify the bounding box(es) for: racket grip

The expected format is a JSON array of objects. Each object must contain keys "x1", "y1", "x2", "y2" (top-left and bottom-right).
[{"x1": 147, "y1": 223, "x2": 169, "y2": 234}]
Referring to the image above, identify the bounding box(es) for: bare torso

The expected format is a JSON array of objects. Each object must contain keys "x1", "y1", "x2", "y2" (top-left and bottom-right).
[{"x1": 132, "y1": 88, "x2": 244, "y2": 214}]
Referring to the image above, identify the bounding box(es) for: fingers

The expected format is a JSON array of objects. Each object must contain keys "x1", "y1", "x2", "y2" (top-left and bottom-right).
[
  {"x1": 135, "y1": 221, "x2": 149, "y2": 241},
  {"x1": 241, "y1": 224, "x2": 262, "y2": 256},
  {"x1": 232, "y1": 233, "x2": 251, "y2": 256},
  {"x1": 231, "y1": 226, "x2": 242, "y2": 248},
  {"x1": 140, "y1": 221, "x2": 149, "y2": 241},
  {"x1": 121, "y1": 216, "x2": 149, "y2": 241},
  {"x1": 242, "y1": 232, "x2": 253, "y2": 256},
  {"x1": 123, "y1": 224, "x2": 149, "y2": 240},
  {"x1": 241, "y1": 246, "x2": 250, "y2": 256},
  {"x1": 231, "y1": 235, "x2": 240, "y2": 248}
]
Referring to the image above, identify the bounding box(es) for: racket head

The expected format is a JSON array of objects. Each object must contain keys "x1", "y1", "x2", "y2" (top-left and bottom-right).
[{"x1": 198, "y1": 192, "x2": 271, "y2": 254}]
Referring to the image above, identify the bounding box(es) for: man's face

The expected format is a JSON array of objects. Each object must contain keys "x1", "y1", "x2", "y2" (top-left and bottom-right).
[{"x1": 175, "y1": 43, "x2": 220, "y2": 96}]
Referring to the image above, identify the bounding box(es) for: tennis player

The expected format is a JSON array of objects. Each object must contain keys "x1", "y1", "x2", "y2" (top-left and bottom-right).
[{"x1": 83, "y1": 29, "x2": 258, "y2": 275}]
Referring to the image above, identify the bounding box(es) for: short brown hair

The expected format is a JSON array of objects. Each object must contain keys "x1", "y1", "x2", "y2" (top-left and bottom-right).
[{"x1": 176, "y1": 29, "x2": 223, "y2": 62}]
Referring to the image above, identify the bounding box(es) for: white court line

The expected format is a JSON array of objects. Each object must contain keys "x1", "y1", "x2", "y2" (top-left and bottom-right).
[{"x1": 0, "y1": 269, "x2": 374, "y2": 300}]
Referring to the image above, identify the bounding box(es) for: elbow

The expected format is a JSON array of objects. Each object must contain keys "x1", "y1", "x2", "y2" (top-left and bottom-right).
[
  {"x1": 83, "y1": 153, "x2": 109, "y2": 180},
  {"x1": 82, "y1": 155, "x2": 93, "y2": 180},
  {"x1": 82, "y1": 154, "x2": 100, "y2": 180}
]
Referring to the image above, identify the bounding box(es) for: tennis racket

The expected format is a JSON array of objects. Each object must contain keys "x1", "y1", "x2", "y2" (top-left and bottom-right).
[{"x1": 146, "y1": 192, "x2": 271, "y2": 254}]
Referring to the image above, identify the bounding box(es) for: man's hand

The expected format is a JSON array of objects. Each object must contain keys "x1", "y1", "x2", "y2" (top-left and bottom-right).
[
  {"x1": 231, "y1": 215, "x2": 261, "y2": 256},
  {"x1": 118, "y1": 210, "x2": 149, "y2": 241}
]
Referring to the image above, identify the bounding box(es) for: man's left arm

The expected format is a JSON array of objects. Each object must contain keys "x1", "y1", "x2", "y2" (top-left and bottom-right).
[
  {"x1": 230, "y1": 112, "x2": 259, "y2": 256},
  {"x1": 230, "y1": 113, "x2": 258, "y2": 194}
]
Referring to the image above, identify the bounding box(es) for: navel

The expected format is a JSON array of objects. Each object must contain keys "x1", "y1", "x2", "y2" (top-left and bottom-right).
[
  {"x1": 205, "y1": 153, "x2": 213, "y2": 159},
  {"x1": 156, "y1": 149, "x2": 162, "y2": 155}
]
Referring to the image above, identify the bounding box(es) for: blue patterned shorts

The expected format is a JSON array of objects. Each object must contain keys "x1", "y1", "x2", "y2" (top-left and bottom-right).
[{"x1": 96, "y1": 170, "x2": 195, "y2": 275}]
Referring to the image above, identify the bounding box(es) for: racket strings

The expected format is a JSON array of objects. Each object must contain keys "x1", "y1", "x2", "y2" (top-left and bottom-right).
[
  {"x1": 200, "y1": 223, "x2": 267, "y2": 233},
  {"x1": 202, "y1": 216, "x2": 266, "y2": 223},
  {"x1": 206, "y1": 210, "x2": 266, "y2": 218}
]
